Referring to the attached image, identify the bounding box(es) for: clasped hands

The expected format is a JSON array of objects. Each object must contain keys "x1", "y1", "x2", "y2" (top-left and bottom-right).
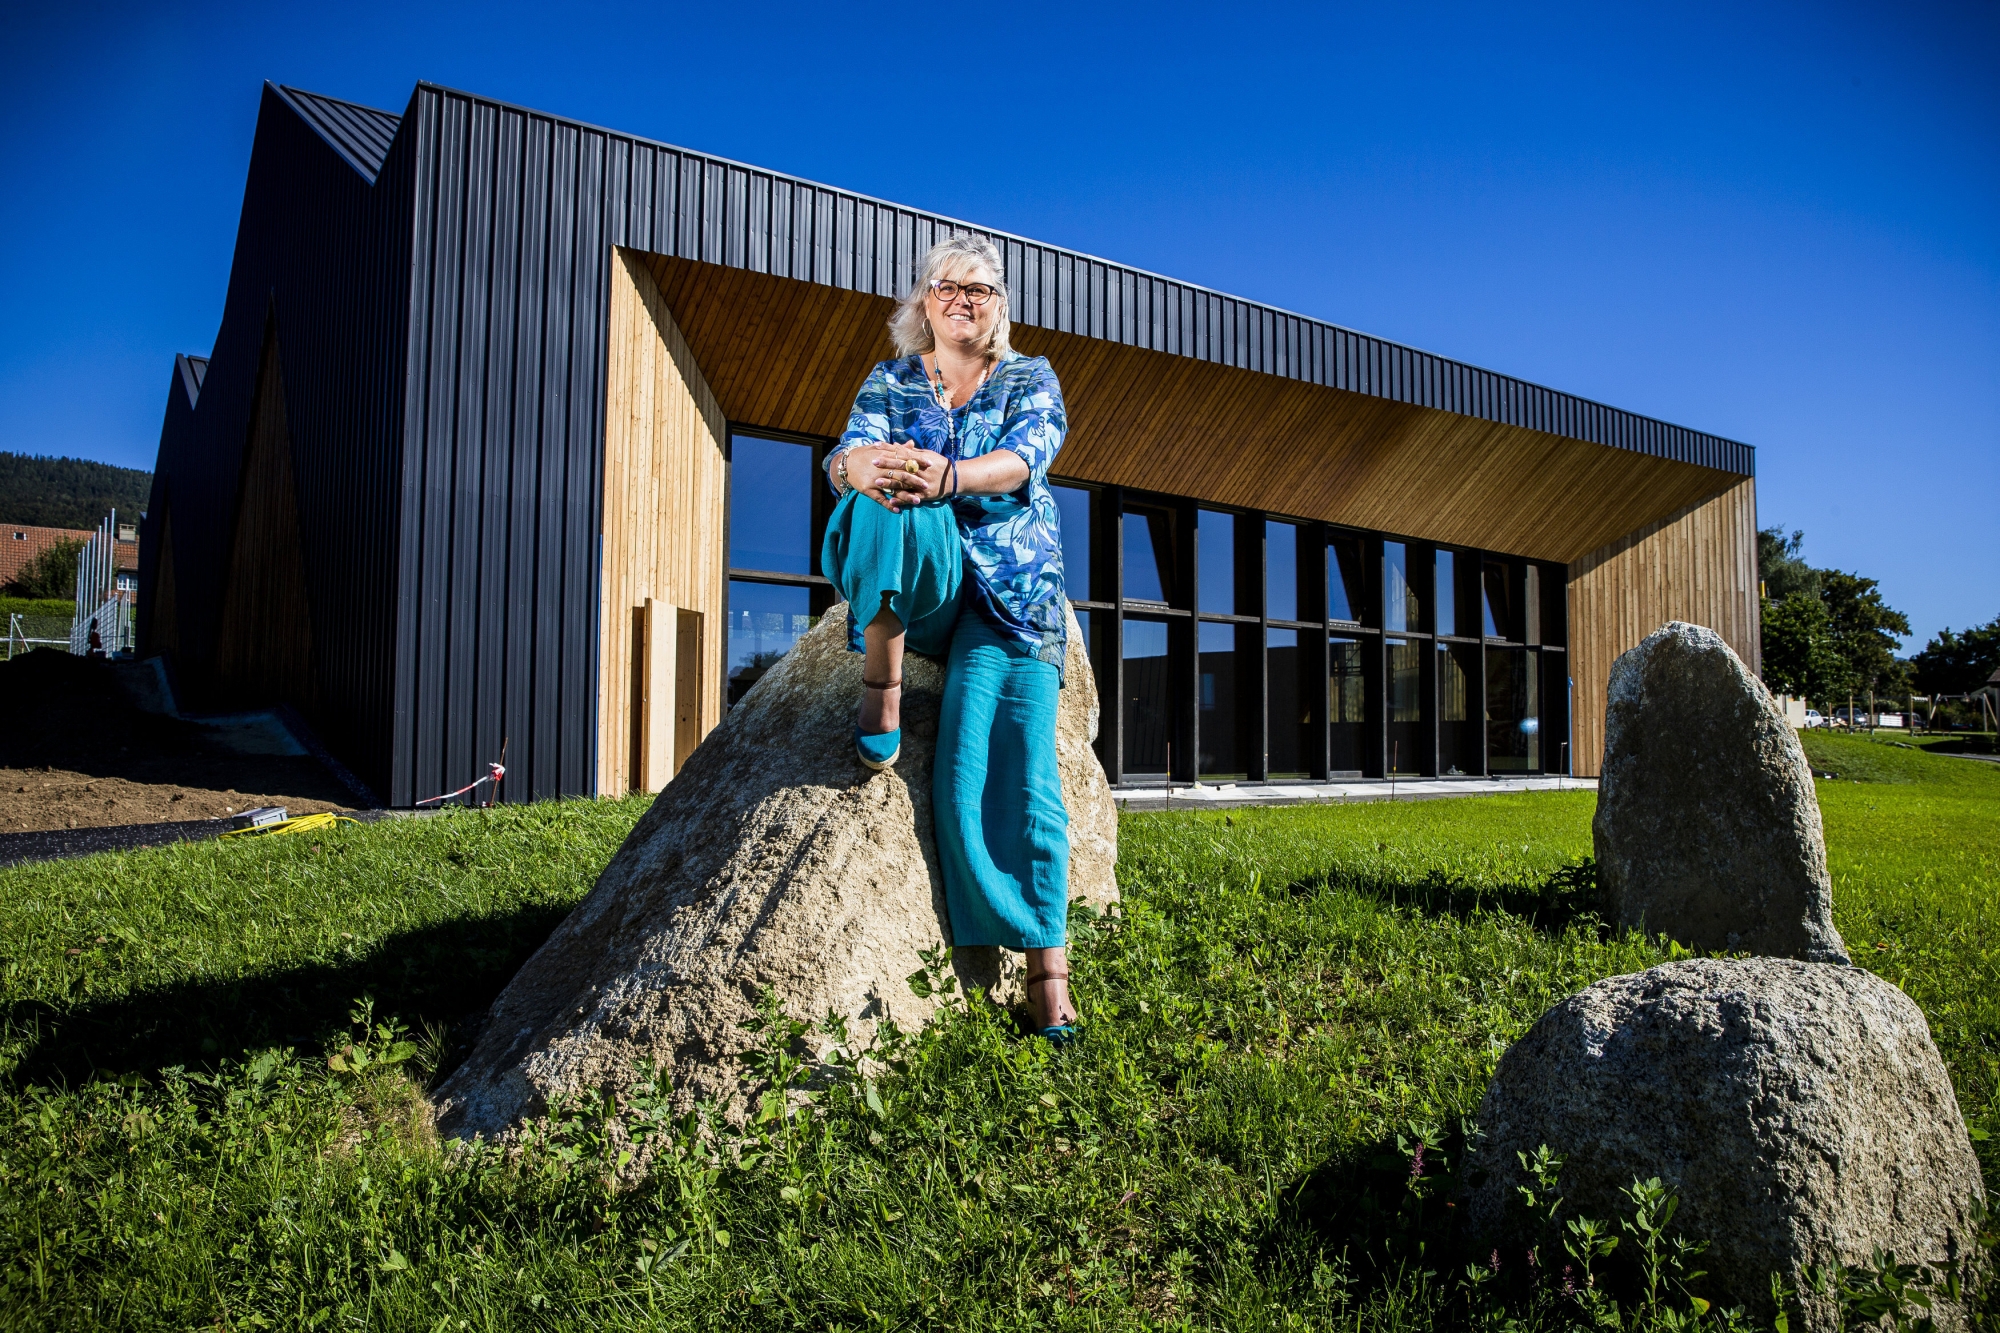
[{"x1": 846, "y1": 444, "x2": 952, "y2": 511}]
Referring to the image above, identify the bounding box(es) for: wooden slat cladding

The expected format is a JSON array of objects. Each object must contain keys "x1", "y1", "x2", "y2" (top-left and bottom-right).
[
  {"x1": 1565, "y1": 478, "x2": 1760, "y2": 776},
  {"x1": 598, "y1": 248, "x2": 727, "y2": 796},
  {"x1": 645, "y1": 259, "x2": 1740, "y2": 564},
  {"x1": 212, "y1": 326, "x2": 318, "y2": 711},
  {"x1": 643, "y1": 254, "x2": 896, "y2": 437}
]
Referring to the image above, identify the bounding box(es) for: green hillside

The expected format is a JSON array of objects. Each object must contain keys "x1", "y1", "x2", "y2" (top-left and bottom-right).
[{"x1": 0, "y1": 451, "x2": 153, "y2": 530}]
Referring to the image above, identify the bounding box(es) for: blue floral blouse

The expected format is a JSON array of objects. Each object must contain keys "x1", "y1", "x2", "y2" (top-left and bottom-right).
[{"x1": 828, "y1": 352, "x2": 1069, "y2": 669}]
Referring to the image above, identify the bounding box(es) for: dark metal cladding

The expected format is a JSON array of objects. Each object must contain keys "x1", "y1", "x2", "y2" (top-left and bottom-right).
[
  {"x1": 142, "y1": 82, "x2": 413, "y2": 800},
  {"x1": 280, "y1": 86, "x2": 400, "y2": 183}
]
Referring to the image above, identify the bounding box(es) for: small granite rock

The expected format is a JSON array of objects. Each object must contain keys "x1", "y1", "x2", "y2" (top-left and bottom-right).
[
  {"x1": 1464, "y1": 958, "x2": 1987, "y2": 1328},
  {"x1": 434, "y1": 603, "x2": 1116, "y2": 1140},
  {"x1": 1594, "y1": 620, "x2": 1848, "y2": 963}
]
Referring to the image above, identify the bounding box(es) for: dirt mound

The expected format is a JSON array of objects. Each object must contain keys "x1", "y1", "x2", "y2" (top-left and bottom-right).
[{"x1": 0, "y1": 651, "x2": 354, "y2": 832}]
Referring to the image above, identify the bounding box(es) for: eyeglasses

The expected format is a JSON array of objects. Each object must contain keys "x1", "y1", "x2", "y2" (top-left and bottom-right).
[{"x1": 929, "y1": 279, "x2": 1001, "y2": 306}]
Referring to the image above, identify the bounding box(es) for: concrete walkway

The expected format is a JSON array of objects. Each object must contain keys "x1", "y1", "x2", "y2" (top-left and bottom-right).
[{"x1": 1109, "y1": 774, "x2": 1596, "y2": 812}]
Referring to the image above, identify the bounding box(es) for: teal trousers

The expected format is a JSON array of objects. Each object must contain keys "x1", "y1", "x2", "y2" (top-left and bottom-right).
[{"x1": 821, "y1": 492, "x2": 1072, "y2": 949}]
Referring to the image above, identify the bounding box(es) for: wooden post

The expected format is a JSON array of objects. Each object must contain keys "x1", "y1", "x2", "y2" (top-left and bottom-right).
[
  {"x1": 674, "y1": 609, "x2": 704, "y2": 773},
  {"x1": 639, "y1": 597, "x2": 674, "y2": 793}
]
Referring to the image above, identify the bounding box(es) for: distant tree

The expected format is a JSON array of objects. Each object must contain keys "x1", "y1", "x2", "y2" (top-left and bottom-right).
[
  {"x1": 1761, "y1": 593, "x2": 1850, "y2": 706},
  {"x1": 1911, "y1": 616, "x2": 2000, "y2": 696},
  {"x1": 1820, "y1": 570, "x2": 1911, "y2": 699},
  {"x1": 3, "y1": 536, "x2": 84, "y2": 600},
  {"x1": 0, "y1": 452, "x2": 152, "y2": 530},
  {"x1": 1757, "y1": 526, "x2": 1820, "y2": 602}
]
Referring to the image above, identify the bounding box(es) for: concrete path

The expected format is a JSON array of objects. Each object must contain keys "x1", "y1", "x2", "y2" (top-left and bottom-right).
[{"x1": 1110, "y1": 775, "x2": 1596, "y2": 813}]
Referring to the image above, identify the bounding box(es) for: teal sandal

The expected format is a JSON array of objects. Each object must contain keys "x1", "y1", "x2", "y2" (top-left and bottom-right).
[
  {"x1": 1025, "y1": 965, "x2": 1078, "y2": 1046},
  {"x1": 854, "y1": 676, "x2": 901, "y2": 771}
]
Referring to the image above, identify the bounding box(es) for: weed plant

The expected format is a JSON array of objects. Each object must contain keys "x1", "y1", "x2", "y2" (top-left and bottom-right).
[{"x1": 0, "y1": 748, "x2": 1993, "y2": 1330}]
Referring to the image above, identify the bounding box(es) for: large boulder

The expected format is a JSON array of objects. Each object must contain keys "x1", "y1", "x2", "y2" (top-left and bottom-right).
[
  {"x1": 1594, "y1": 620, "x2": 1849, "y2": 963},
  {"x1": 435, "y1": 603, "x2": 1116, "y2": 1138},
  {"x1": 1464, "y1": 959, "x2": 1987, "y2": 1327}
]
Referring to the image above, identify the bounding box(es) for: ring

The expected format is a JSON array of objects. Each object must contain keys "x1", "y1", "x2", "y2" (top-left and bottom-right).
[{"x1": 904, "y1": 460, "x2": 920, "y2": 474}]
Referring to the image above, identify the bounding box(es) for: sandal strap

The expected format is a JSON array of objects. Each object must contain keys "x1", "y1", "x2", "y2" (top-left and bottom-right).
[
  {"x1": 862, "y1": 677, "x2": 902, "y2": 689},
  {"x1": 1024, "y1": 967, "x2": 1070, "y2": 988}
]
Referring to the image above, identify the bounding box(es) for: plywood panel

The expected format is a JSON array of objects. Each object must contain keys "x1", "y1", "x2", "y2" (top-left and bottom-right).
[
  {"x1": 599, "y1": 249, "x2": 728, "y2": 795},
  {"x1": 642, "y1": 257, "x2": 1744, "y2": 565},
  {"x1": 213, "y1": 326, "x2": 317, "y2": 710},
  {"x1": 1566, "y1": 477, "x2": 1760, "y2": 776}
]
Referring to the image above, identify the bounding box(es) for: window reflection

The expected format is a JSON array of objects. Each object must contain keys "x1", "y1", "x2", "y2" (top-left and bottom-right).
[
  {"x1": 1053, "y1": 485, "x2": 1092, "y2": 603},
  {"x1": 1330, "y1": 636, "x2": 1366, "y2": 773},
  {"x1": 1197, "y1": 510, "x2": 1234, "y2": 615},
  {"x1": 1267, "y1": 627, "x2": 1309, "y2": 777},
  {"x1": 728, "y1": 436, "x2": 813, "y2": 574},
  {"x1": 1483, "y1": 560, "x2": 1513, "y2": 640},
  {"x1": 1384, "y1": 542, "x2": 1422, "y2": 632},
  {"x1": 1486, "y1": 646, "x2": 1540, "y2": 771},
  {"x1": 1122, "y1": 618, "x2": 1171, "y2": 775},
  {"x1": 1439, "y1": 642, "x2": 1478, "y2": 774},
  {"x1": 1266, "y1": 521, "x2": 1298, "y2": 621},
  {"x1": 1198, "y1": 620, "x2": 1241, "y2": 779},
  {"x1": 1123, "y1": 507, "x2": 1175, "y2": 604},
  {"x1": 1387, "y1": 636, "x2": 1424, "y2": 774},
  {"x1": 727, "y1": 580, "x2": 817, "y2": 707},
  {"x1": 1328, "y1": 537, "x2": 1364, "y2": 623},
  {"x1": 1435, "y1": 550, "x2": 1456, "y2": 637}
]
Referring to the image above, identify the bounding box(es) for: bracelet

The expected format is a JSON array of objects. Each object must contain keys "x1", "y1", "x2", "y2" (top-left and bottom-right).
[
  {"x1": 834, "y1": 453, "x2": 850, "y2": 494},
  {"x1": 948, "y1": 457, "x2": 959, "y2": 499}
]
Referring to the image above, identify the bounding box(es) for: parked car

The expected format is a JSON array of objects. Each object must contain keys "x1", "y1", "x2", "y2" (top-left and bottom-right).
[{"x1": 1802, "y1": 710, "x2": 1825, "y2": 728}]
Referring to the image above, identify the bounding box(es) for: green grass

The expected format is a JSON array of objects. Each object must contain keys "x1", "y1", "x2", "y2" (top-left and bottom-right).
[{"x1": 0, "y1": 748, "x2": 1992, "y2": 1331}]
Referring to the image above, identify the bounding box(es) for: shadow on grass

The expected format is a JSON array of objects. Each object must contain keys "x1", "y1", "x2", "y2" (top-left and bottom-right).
[
  {"x1": 5, "y1": 904, "x2": 568, "y2": 1087},
  {"x1": 1289, "y1": 858, "x2": 1601, "y2": 933}
]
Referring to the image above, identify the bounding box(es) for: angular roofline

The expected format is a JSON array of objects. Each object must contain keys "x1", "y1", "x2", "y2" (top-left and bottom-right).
[{"x1": 279, "y1": 79, "x2": 1756, "y2": 476}]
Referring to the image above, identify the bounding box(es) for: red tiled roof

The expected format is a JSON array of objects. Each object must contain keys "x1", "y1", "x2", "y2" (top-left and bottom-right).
[{"x1": 1, "y1": 524, "x2": 138, "y2": 589}]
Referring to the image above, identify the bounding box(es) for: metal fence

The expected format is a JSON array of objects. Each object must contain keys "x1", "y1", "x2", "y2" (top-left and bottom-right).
[
  {"x1": 70, "y1": 509, "x2": 135, "y2": 657},
  {"x1": 6, "y1": 613, "x2": 73, "y2": 659}
]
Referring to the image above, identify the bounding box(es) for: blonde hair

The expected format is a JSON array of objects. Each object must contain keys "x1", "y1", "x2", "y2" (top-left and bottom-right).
[{"x1": 890, "y1": 234, "x2": 1012, "y2": 359}]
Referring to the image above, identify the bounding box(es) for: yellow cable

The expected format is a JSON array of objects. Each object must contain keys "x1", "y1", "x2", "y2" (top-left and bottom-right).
[{"x1": 217, "y1": 810, "x2": 364, "y2": 840}]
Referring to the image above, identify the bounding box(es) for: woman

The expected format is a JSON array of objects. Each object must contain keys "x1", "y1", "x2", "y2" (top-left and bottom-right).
[{"x1": 819, "y1": 235, "x2": 1077, "y2": 1042}]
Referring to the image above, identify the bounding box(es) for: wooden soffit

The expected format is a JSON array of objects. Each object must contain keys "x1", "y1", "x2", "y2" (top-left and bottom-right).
[{"x1": 643, "y1": 253, "x2": 1743, "y2": 565}]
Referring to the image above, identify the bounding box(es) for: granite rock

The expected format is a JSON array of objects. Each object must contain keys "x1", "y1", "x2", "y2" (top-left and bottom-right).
[
  {"x1": 1594, "y1": 620, "x2": 1848, "y2": 963},
  {"x1": 434, "y1": 602, "x2": 1116, "y2": 1140},
  {"x1": 1464, "y1": 958, "x2": 1987, "y2": 1328}
]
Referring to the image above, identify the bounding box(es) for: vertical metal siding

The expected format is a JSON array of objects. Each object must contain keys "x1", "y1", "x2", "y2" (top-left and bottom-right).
[{"x1": 143, "y1": 83, "x2": 410, "y2": 798}]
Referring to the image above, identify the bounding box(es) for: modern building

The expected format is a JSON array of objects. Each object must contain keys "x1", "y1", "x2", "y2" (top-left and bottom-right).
[{"x1": 143, "y1": 81, "x2": 1759, "y2": 806}]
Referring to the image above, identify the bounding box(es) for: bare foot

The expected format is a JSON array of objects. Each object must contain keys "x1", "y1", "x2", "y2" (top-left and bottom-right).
[
  {"x1": 860, "y1": 603, "x2": 905, "y2": 734},
  {"x1": 860, "y1": 681, "x2": 901, "y2": 733}
]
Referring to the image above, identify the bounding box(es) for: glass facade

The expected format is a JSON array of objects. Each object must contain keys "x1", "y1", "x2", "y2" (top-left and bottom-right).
[
  {"x1": 1329, "y1": 636, "x2": 1366, "y2": 773},
  {"x1": 1197, "y1": 510, "x2": 1235, "y2": 614},
  {"x1": 719, "y1": 431, "x2": 1569, "y2": 780},
  {"x1": 1053, "y1": 484, "x2": 1092, "y2": 603},
  {"x1": 1435, "y1": 549, "x2": 1456, "y2": 637},
  {"x1": 728, "y1": 436, "x2": 814, "y2": 574},
  {"x1": 1266, "y1": 627, "x2": 1309, "y2": 778},
  {"x1": 1387, "y1": 636, "x2": 1425, "y2": 773},
  {"x1": 1329, "y1": 537, "x2": 1364, "y2": 624},
  {"x1": 1124, "y1": 506, "x2": 1175, "y2": 605},
  {"x1": 1266, "y1": 522, "x2": 1298, "y2": 622},
  {"x1": 727, "y1": 580, "x2": 816, "y2": 707},
  {"x1": 1486, "y1": 646, "x2": 1540, "y2": 771},
  {"x1": 1439, "y1": 642, "x2": 1479, "y2": 774},
  {"x1": 1197, "y1": 619, "x2": 1242, "y2": 779},
  {"x1": 1123, "y1": 618, "x2": 1172, "y2": 775}
]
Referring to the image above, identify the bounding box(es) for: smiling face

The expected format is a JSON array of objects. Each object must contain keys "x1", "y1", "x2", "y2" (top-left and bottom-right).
[{"x1": 925, "y1": 262, "x2": 1002, "y2": 357}]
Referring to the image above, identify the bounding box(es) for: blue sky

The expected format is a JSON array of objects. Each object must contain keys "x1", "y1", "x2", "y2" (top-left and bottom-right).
[{"x1": 1, "y1": 0, "x2": 1992, "y2": 646}]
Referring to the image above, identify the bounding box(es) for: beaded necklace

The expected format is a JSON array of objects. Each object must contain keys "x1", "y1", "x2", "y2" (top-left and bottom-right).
[{"x1": 927, "y1": 352, "x2": 994, "y2": 454}]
